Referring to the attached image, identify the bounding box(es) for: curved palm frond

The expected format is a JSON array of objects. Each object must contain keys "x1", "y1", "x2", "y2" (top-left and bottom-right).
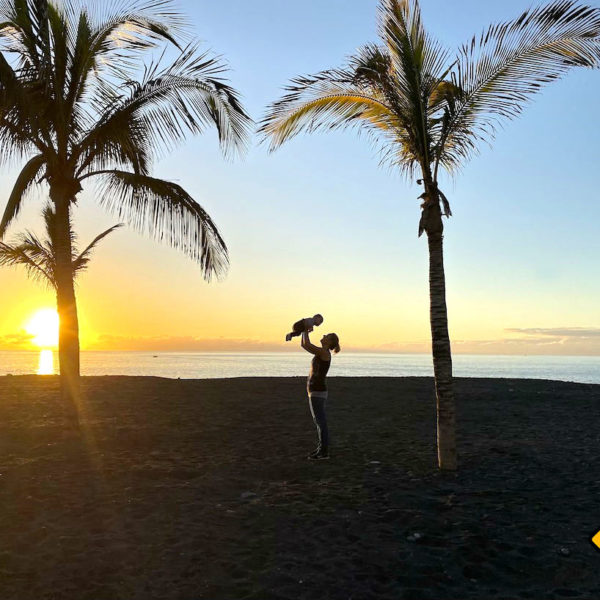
[
  {"x1": 75, "y1": 44, "x2": 251, "y2": 173},
  {"x1": 72, "y1": 222, "x2": 123, "y2": 274},
  {"x1": 444, "y1": 0, "x2": 600, "y2": 165},
  {"x1": 0, "y1": 153, "x2": 46, "y2": 238},
  {"x1": 0, "y1": 239, "x2": 54, "y2": 285},
  {"x1": 262, "y1": 88, "x2": 396, "y2": 147},
  {"x1": 259, "y1": 57, "x2": 406, "y2": 148},
  {"x1": 0, "y1": 204, "x2": 56, "y2": 285},
  {"x1": 91, "y1": 169, "x2": 229, "y2": 281},
  {"x1": 84, "y1": 0, "x2": 189, "y2": 57}
]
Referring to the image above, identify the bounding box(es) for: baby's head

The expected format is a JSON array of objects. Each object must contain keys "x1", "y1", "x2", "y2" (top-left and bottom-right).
[{"x1": 313, "y1": 314, "x2": 324, "y2": 326}]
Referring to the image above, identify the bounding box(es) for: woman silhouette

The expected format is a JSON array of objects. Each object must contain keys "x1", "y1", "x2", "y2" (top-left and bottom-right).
[{"x1": 301, "y1": 329, "x2": 341, "y2": 460}]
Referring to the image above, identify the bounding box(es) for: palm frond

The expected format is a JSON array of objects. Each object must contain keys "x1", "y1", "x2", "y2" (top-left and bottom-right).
[
  {"x1": 64, "y1": 0, "x2": 190, "y2": 122},
  {"x1": 379, "y1": 0, "x2": 450, "y2": 95},
  {"x1": 76, "y1": 44, "x2": 251, "y2": 169},
  {"x1": 260, "y1": 60, "x2": 402, "y2": 144},
  {"x1": 0, "y1": 237, "x2": 54, "y2": 287},
  {"x1": 0, "y1": 49, "x2": 50, "y2": 162},
  {"x1": 0, "y1": 153, "x2": 46, "y2": 238},
  {"x1": 84, "y1": 0, "x2": 189, "y2": 56},
  {"x1": 263, "y1": 88, "x2": 396, "y2": 147},
  {"x1": 445, "y1": 0, "x2": 600, "y2": 163},
  {"x1": 75, "y1": 99, "x2": 151, "y2": 176},
  {"x1": 91, "y1": 169, "x2": 229, "y2": 281},
  {"x1": 377, "y1": 0, "x2": 451, "y2": 170},
  {"x1": 72, "y1": 222, "x2": 123, "y2": 274},
  {"x1": 0, "y1": 0, "x2": 46, "y2": 69}
]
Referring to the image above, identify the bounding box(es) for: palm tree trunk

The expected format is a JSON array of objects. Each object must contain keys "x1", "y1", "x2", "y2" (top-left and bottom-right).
[
  {"x1": 422, "y1": 187, "x2": 457, "y2": 471},
  {"x1": 51, "y1": 188, "x2": 81, "y2": 406}
]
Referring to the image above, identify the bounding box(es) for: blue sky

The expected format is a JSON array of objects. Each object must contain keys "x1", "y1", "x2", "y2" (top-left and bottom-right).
[{"x1": 1, "y1": 0, "x2": 599, "y2": 354}]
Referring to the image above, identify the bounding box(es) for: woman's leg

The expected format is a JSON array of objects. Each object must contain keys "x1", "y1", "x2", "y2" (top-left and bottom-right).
[{"x1": 309, "y1": 395, "x2": 329, "y2": 455}]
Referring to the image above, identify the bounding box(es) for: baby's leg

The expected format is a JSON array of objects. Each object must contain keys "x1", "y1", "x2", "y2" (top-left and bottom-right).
[{"x1": 286, "y1": 330, "x2": 302, "y2": 341}]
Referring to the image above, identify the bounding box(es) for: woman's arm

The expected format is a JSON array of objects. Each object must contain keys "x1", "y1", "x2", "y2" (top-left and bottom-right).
[{"x1": 301, "y1": 331, "x2": 328, "y2": 359}]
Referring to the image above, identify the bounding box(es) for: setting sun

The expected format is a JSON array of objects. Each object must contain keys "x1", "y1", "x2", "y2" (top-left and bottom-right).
[{"x1": 26, "y1": 309, "x2": 59, "y2": 348}]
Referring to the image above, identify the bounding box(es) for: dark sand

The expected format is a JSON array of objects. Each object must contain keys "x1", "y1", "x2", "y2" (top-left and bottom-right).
[{"x1": 1, "y1": 375, "x2": 599, "y2": 600}]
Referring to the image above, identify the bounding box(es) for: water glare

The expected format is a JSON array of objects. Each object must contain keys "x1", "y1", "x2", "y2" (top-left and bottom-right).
[{"x1": 37, "y1": 349, "x2": 54, "y2": 375}]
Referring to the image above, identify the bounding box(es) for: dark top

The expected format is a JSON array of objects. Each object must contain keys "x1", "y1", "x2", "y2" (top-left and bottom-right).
[
  {"x1": 292, "y1": 318, "x2": 310, "y2": 334},
  {"x1": 307, "y1": 354, "x2": 331, "y2": 393}
]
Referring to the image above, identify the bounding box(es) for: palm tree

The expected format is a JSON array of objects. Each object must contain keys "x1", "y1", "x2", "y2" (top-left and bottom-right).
[
  {"x1": 0, "y1": 203, "x2": 122, "y2": 288},
  {"x1": 260, "y1": 0, "x2": 600, "y2": 469},
  {"x1": 0, "y1": 0, "x2": 251, "y2": 401}
]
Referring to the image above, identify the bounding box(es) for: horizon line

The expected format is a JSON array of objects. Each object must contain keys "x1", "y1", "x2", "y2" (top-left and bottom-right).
[{"x1": 1, "y1": 349, "x2": 599, "y2": 358}]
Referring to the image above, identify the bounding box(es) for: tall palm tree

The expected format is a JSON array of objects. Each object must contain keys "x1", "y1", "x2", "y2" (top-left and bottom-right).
[
  {"x1": 0, "y1": 203, "x2": 122, "y2": 288},
  {"x1": 260, "y1": 0, "x2": 600, "y2": 469},
  {"x1": 0, "y1": 0, "x2": 251, "y2": 401}
]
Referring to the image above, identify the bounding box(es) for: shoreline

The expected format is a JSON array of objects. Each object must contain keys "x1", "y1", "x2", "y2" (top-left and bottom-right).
[{"x1": 3, "y1": 373, "x2": 600, "y2": 386}]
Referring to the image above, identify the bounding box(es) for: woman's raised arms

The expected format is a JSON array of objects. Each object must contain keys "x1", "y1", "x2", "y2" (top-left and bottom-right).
[{"x1": 301, "y1": 331, "x2": 329, "y2": 360}]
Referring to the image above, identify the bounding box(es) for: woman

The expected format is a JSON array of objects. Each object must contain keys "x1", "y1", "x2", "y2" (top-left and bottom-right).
[{"x1": 301, "y1": 329, "x2": 341, "y2": 460}]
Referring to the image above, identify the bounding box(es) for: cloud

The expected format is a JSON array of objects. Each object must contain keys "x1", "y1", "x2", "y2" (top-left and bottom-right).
[
  {"x1": 4, "y1": 328, "x2": 597, "y2": 355},
  {"x1": 86, "y1": 335, "x2": 286, "y2": 352},
  {"x1": 82, "y1": 332, "x2": 600, "y2": 355},
  {"x1": 506, "y1": 327, "x2": 600, "y2": 338},
  {"x1": 361, "y1": 341, "x2": 431, "y2": 353},
  {"x1": 0, "y1": 331, "x2": 34, "y2": 350},
  {"x1": 451, "y1": 330, "x2": 600, "y2": 355}
]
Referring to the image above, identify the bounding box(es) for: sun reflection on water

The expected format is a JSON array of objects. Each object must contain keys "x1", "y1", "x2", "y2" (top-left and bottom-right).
[{"x1": 37, "y1": 349, "x2": 55, "y2": 375}]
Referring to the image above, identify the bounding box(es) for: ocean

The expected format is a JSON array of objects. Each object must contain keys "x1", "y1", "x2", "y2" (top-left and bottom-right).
[{"x1": 0, "y1": 351, "x2": 598, "y2": 384}]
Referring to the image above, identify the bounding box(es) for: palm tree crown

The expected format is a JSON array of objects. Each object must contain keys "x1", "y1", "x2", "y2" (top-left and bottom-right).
[
  {"x1": 0, "y1": 0, "x2": 252, "y2": 279},
  {"x1": 261, "y1": 0, "x2": 600, "y2": 200}
]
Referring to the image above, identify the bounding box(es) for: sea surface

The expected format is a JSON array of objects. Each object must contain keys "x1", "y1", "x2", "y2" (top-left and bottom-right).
[{"x1": 0, "y1": 351, "x2": 599, "y2": 384}]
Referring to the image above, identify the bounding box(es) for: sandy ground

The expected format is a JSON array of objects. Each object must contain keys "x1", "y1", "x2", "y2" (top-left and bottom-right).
[{"x1": 0, "y1": 375, "x2": 599, "y2": 600}]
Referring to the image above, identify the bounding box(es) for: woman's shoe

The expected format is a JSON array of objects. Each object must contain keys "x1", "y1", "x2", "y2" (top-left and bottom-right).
[{"x1": 308, "y1": 452, "x2": 329, "y2": 461}]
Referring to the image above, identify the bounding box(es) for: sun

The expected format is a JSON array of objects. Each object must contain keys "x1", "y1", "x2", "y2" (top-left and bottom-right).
[{"x1": 26, "y1": 309, "x2": 59, "y2": 348}]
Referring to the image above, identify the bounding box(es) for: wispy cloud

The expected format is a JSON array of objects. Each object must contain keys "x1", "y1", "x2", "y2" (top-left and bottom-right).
[
  {"x1": 86, "y1": 335, "x2": 286, "y2": 352},
  {"x1": 507, "y1": 327, "x2": 600, "y2": 338},
  {"x1": 447, "y1": 327, "x2": 600, "y2": 355},
  {"x1": 0, "y1": 332, "x2": 34, "y2": 350}
]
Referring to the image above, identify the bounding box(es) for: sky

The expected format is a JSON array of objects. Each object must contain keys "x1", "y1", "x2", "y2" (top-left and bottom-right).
[{"x1": 1, "y1": 0, "x2": 599, "y2": 355}]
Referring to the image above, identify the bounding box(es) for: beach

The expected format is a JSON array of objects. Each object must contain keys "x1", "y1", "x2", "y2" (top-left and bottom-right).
[{"x1": 1, "y1": 375, "x2": 599, "y2": 600}]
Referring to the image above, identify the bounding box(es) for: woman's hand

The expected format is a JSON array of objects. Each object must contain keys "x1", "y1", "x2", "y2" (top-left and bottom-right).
[{"x1": 300, "y1": 331, "x2": 315, "y2": 353}]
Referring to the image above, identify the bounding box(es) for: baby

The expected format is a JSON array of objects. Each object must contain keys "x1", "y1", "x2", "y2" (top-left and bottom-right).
[{"x1": 285, "y1": 314, "x2": 324, "y2": 341}]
